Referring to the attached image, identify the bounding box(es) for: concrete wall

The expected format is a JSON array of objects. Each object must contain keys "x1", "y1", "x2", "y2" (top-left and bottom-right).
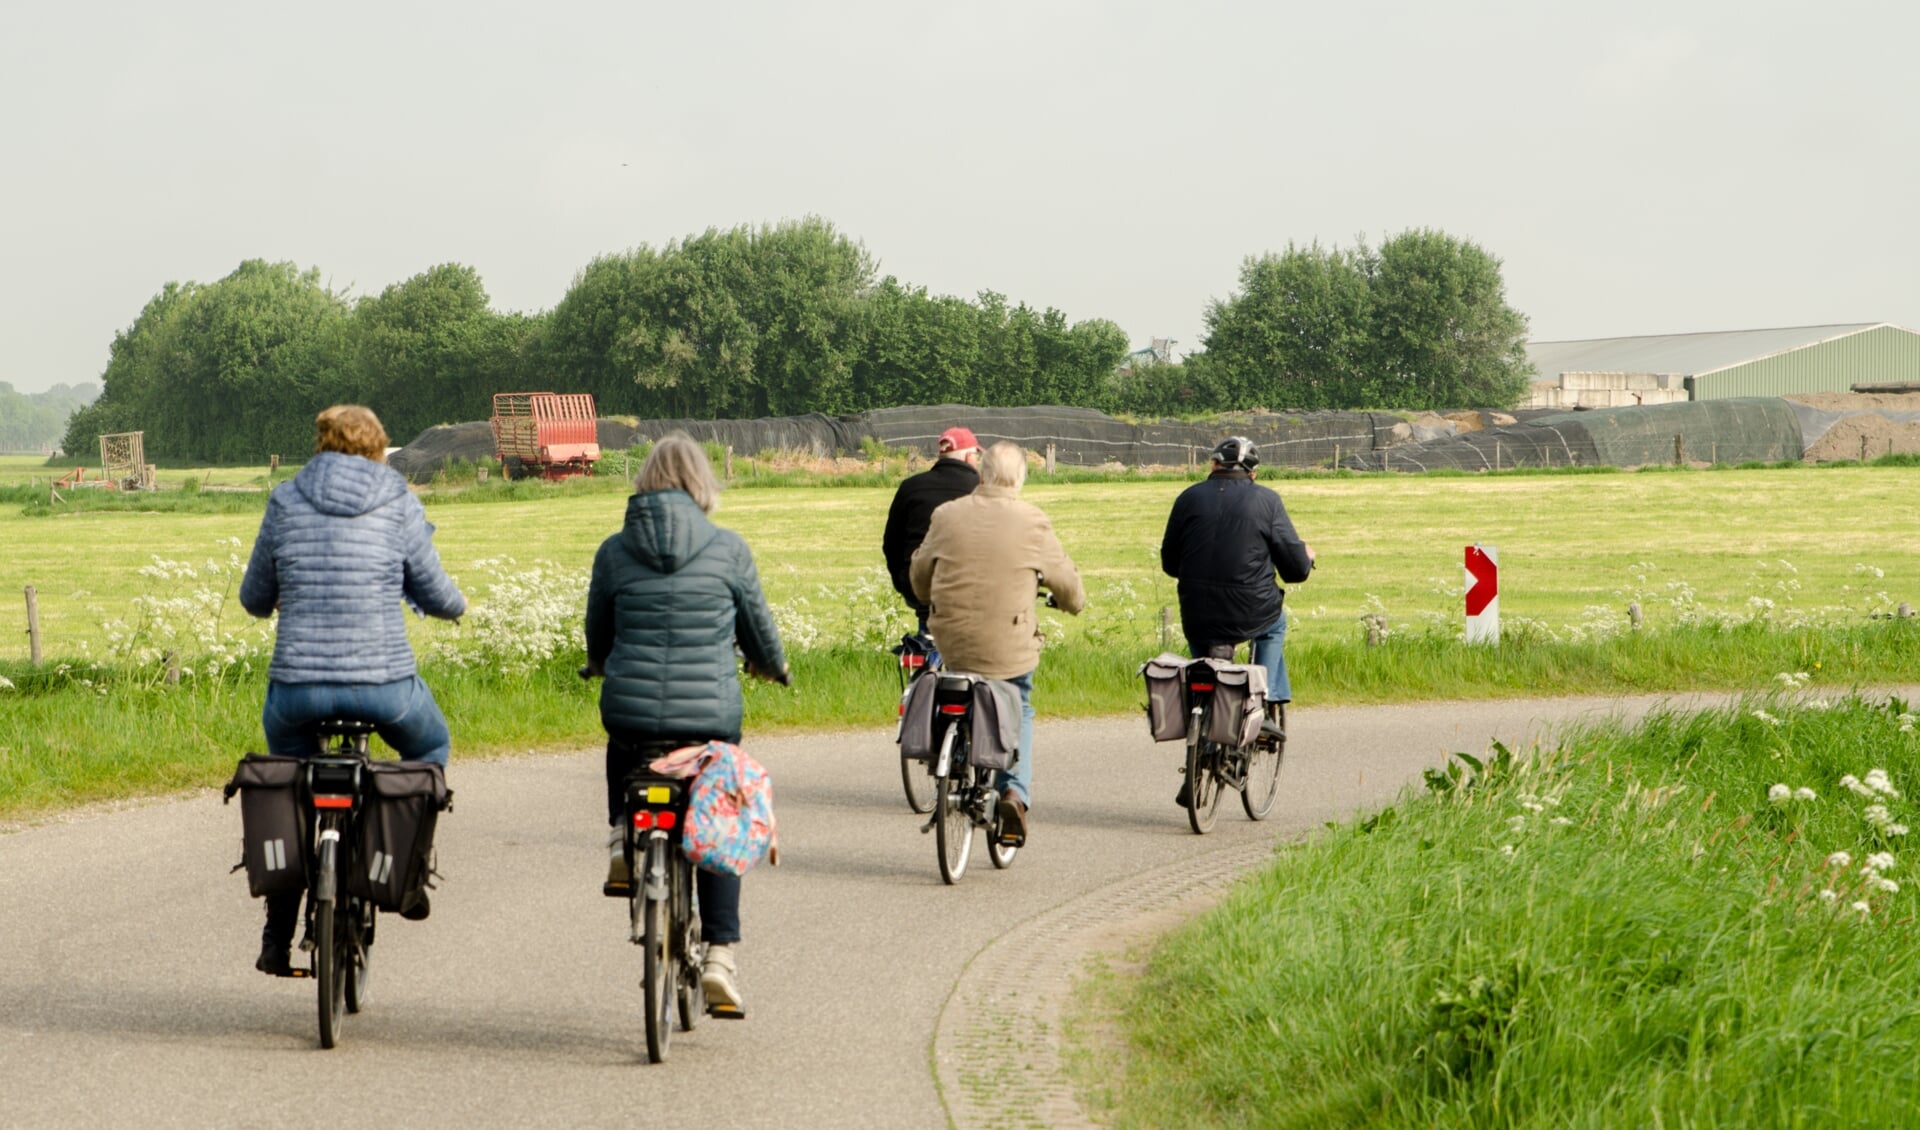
[{"x1": 1522, "y1": 372, "x2": 1689, "y2": 410}]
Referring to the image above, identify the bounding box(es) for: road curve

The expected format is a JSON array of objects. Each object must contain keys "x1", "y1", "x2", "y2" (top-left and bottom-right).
[{"x1": 3, "y1": 689, "x2": 1891, "y2": 1129}]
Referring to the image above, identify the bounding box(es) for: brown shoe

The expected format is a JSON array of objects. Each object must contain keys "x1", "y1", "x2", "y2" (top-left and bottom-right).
[{"x1": 996, "y1": 790, "x2": 1028, "y2": 847}]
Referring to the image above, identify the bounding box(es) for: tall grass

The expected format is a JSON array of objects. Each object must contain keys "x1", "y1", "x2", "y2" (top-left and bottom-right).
[{"x1": 1088, "y1": 693, "x2": 1920, "y2": 1127}]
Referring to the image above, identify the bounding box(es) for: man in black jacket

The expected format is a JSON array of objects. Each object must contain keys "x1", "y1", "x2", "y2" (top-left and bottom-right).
[
  {"x1": 1161, "y1": 435, "x2": 1315, "y2": 727},
  {"x1": 883, "y1": 426, "x2": 981, "y2": 636}
]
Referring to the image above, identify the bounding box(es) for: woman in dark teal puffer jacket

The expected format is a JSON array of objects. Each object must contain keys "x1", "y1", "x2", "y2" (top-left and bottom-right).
[{"x1": 583, "y1": 433, "x2": 788, "y2": 1014}]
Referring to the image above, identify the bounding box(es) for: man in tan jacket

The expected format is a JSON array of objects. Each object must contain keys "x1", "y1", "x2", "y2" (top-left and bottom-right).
[{"x1": 910, "y1": 441, "x2": 1085, "y2": 845}]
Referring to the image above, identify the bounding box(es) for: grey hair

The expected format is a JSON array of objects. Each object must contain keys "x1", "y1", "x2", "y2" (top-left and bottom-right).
[
  {"x1": 978, "y1": 441, "x2": 1029, "y2": 491},
  {"x1": 633, "y1": 432, "x2": 722, "y2": 514}
]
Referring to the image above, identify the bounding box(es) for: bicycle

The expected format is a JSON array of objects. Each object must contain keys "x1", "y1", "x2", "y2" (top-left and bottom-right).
[
  {"x1": 620, "y1": 767, "x2": 725, "y2": 1063},
  {"x1": 892, "y1": 632, "x2": 939, "y2": 814},
  {"x1": 303, "y1": 720, "x2": 378, "y2": 1049},
  {"x1": 920, "y1": 673, "x2": 1018, "y2": 884},
  {"x1": 1177, "y1": 648, "x2": 1285, "y2": 834}
]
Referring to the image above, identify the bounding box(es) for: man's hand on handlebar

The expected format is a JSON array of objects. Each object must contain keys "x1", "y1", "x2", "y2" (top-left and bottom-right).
[{"x1": 578, "y1": 659, "x2": 605, "y2": 680}]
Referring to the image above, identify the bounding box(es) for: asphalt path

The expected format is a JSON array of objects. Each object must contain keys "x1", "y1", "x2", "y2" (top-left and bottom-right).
[{"x1": 3, "y1": 689, "x2": 1888, "y2": 1129}]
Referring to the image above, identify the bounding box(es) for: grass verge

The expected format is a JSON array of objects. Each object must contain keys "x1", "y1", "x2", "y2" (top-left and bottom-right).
[{"x1": 1087, "y1": 692, "x2": 1920, "y2": 1127}]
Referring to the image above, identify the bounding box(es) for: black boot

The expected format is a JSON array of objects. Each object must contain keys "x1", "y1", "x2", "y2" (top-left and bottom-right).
[
  {"x1": 257, "y1": 891, "x2": 300, "y2": 977},
  {"x1": 1261, "y1": 701, "x2": 1287, "y2": 744}
]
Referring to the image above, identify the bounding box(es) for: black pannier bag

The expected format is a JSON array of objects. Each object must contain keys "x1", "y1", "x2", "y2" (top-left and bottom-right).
[
  {"x1": 223, "y1": 754, "x2": 308, "y2": 898},
  {"x1": 967, "y1": 678, "x2": 1022, "y2": 772},
  {"x1": 1139, "y1": 653, "x2": 1191, "y2": 742},
  {"x1": 346, "y1": 761, "x2": 452, "y2": 914}
]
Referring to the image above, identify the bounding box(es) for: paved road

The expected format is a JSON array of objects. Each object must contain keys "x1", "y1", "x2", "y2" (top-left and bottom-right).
[{"x1": 1, "y1": 690, "x2": 1878, "y2": 1129}]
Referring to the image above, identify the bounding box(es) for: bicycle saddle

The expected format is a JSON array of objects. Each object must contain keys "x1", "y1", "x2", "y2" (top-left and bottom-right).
[{"x1": 312, "y1": 719, "x2": 378, "y2": 737}]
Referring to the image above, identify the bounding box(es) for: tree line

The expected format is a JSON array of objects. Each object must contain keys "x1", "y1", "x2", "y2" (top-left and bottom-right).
[
  {"x1": 64, "y1": 218, "x2": 1533, "y2": 462},
  {"x1": 2, "y1": 382, "x2": 97, "y2": 452}
]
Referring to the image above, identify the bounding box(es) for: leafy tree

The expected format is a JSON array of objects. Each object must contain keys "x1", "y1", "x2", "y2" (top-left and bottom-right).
[
  {"x1": 0, "y1": 382, "x2": 97, "y2": 451},
  {"x1": 1198, "y1": 230, "x2": 1532, "y2": 411},
  {"x1": 1365, "y1": 229, "x2": 1533, "y2": 409}
]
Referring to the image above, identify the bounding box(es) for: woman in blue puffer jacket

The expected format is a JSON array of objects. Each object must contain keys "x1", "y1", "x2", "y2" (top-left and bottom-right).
[
  {"x1": 584, "y1": 432, "x2": 788, "y2": 1014},
  {"x1": 239, "y1": 404, "x2": 467, "y2": 976}
]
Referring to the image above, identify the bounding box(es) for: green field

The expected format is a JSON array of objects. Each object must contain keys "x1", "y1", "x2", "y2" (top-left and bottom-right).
[{"x1": 5, "y1": 465, "x2": 1916, "y2": 665}]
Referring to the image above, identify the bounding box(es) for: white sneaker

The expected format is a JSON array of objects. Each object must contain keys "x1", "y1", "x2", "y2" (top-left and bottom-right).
[
  {"x1": 603, "y1": 827, "x2": 630, "y2": 897},
  {"x1": 702, "y1": 943, "x2": 745, "y2": 1013}
]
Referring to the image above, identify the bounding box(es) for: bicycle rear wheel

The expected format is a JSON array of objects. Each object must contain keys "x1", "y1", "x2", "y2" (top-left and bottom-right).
[
  {"x1": 1184, "y1": 710, "x2": 1223, "y2": 835},
  {"x1": 314, "y1": 823, "x2": 347, "y2": 1048},
  {"x1": 901, "y1": 751, "x2": 936, "y2": 814},
  {"x1": 934, "y1": 729, "x2": 972, "y2": 884},
  {"x1": 987, "y1": 777, "x2": 1018, "y2": 870},
  {"x1": 640, "y1": 841, "x2": 672, "y2": 1063}
]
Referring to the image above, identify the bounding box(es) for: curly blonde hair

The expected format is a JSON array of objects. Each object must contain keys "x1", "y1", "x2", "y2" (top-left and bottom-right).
[{"x1": 314, "y1": 405, "x2": 390, "y2": 461}]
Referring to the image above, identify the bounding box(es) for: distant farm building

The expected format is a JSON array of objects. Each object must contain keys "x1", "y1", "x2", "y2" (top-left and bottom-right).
[{"x1": 1523, "y1": 323, "x2": 1920, "y2": 409}]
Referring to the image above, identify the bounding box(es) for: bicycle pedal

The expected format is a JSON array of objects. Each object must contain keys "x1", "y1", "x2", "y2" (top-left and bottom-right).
[
  {"x1": 284, "y1": 968, "x2": 311, "y2": 979},
  {"x1": 603, "y1": 880, "x2": 634, "y2": 898},
  {"x1": 707, "y1": 1002, "x2": 747, "y2": 1020}
]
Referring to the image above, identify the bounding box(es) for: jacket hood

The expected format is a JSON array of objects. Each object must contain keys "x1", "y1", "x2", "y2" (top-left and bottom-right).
[
  {"x1": 622, "y1": 490, "x2": 719, "y2": 573},
  {"x1": 293, "y1": 452, "x2": 410, "y2": 517}
]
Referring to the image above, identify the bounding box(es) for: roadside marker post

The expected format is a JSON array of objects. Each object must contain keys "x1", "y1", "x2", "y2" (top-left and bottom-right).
[{"x1": 1465, "y1": 544, "x2": 1499, "y2": 645}]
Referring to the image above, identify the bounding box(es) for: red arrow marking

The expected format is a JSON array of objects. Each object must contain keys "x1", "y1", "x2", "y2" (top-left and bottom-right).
[{"x1": 1465, "y1": 546, "x2": 1498, "y2": 616}]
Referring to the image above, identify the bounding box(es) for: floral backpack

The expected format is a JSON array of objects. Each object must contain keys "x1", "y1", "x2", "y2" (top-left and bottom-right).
[{"x1": 651, "y1": 741, "x2": 778, "y2": 876}]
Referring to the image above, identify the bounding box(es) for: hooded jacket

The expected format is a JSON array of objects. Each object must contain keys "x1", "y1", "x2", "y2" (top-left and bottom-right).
[
  {"x1": 881, "y1": 456, "x2": 978, "y2": 612},
  {"x1": 585, "y1": 489, "x2": 787, "y2": 742},
  {"x1": 1159, "y1": 469, "x2": 1313, "y2": 645},
  {"x1": 240, "y1": 451, "x2": 467, "y2": 684}
]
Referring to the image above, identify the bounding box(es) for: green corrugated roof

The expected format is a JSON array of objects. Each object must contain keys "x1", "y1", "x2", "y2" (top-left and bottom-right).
[{"x1": 1527, "y1": 323, "x2": 1910, "y2": 381}]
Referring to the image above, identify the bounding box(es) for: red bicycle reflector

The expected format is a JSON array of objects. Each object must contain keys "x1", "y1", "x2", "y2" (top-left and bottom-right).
[
  {"x1": 901, "y1": 654, "x2": 925, "y2": 669},
  {"x1": 656, "y1": 811, "x2": 677, "y2": 830},
  {"x1": 939, "y1": 704, "x2": 967, "y2": 715},
  {"x1": 312, "y1": 795, "x2": 352, "y2": 809},
  {"x1": 897, "y1": 703, "x2": 906, "y2": 717},
  {"x1": 1189, "y1": 682, "x2": 1215, "y2": 692},
  {"x1": 633, "y1": 811, "x2": 653, "y2": 829}
]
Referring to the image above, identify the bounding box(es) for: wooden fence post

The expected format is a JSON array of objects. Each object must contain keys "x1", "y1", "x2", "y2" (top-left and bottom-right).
[
  {"x1": 725, "y1": 445, "x2": 734, "y2": 481},
  {"x1": 1674, "y1": 434, "x2": 1684, "y2": 465},
  {"x1": 1159, "y1": 606, "x2": 1172, "y2": 652},
  {"x1": 1045, "y1": 443, "x2": 1056, "y2": 474},
  {"x1": 25, "y1": 585, "x2": 42, "y2": 666}
]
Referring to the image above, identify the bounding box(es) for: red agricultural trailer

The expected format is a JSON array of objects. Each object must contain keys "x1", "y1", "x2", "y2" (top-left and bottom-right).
[{"x1": 489, "y1": 392, "x2": 602, "y2": 480}]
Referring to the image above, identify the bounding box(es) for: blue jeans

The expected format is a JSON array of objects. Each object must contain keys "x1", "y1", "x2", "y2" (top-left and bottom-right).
[
  {"x1": 262, "y1": 676, "x2": 452, "y2": 765},
  {"x1": 991, "y1": 671, "x2": 1036, "y2": 807}
]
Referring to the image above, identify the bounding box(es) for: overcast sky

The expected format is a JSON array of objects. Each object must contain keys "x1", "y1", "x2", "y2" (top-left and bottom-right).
[{"x1": 4, "y1": 0, "x2": 1916, "y2": 393}]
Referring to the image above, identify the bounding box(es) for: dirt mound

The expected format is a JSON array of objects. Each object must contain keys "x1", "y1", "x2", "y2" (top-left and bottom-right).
[
  {"x1": 1787, "y1": 392, "x2": 1920, "y2": 412},
  {"x1": 1803, "y1": 413, "x2": 1920, "y2": 462}
]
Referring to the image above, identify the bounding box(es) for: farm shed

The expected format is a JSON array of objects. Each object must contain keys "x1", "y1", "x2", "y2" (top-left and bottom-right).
[{"x1": 1525, "y1": 323, "x2": 1920, "y2": 408}]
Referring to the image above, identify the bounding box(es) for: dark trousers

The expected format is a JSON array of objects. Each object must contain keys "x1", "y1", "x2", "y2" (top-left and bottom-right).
[{"x1": 606, "y1": 734, "x2": 742, "y2": 945}]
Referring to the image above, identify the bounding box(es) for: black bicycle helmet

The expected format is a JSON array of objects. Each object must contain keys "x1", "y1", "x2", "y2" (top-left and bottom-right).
[{"x1": 1211, "y1": 435, "x2": 1259, "y2": 471}]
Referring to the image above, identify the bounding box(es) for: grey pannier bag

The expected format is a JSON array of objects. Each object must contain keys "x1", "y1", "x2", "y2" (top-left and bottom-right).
[
  {"x1": 1140, "y1": 652, "x2": 1191, "y2": 742},
  {"x1": 967, "y1": 678, "x2": 1023, "y2": 772},
  {"x1": 223, "y1": 753, "x2": 308, "y2": 898},
  {"x1": 1202, "y1": 661, "x2": 1269, "y2": 748},
  {"x1": 345, "y1": 761, "x2": 451, "y2": 915},
  {"x1": 898, "y1": 672, "x2": 940, "y2": 762}
]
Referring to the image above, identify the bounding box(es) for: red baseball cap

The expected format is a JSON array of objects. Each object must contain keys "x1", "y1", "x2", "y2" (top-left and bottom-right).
[{"x1": 938, "y1": 427, "x2": 979, "y2": 453}]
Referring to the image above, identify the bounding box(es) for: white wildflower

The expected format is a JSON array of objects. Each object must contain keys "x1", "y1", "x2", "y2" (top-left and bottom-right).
[
  {"x1": 1841, "y1": 774, "x2": 1874, "y2": 798},
  {"x1": 1828, "y1": 851, "x2": 1854, "y2": 869},
  {"x1": 1768, "y1": 784, "x2": 1791, "y2": 806},
  {"x1": 1794, "y1": 787, "x2": 1818, "y2": 802},
  {"x1": 1807, "y1": 698, "x2": 1832, "y2": 712},
  {"x1": 1752, "y1": 710, "x2": 1781, "y2": 725},
  {"x1": 1818, "y1": 889, "x2": 1838, "y2": 901},
  {"x1": 0, "y1": 675, "x2": 13, "y2": 691},
  {"x1": 1864, "y1": 768, "x2": 1901, "y2": 799},
  {"x1": 1865, "y1": 852, "x2": 1897, "y2": 873},
  {"x1": 1550, "y1": 816, "x2": 1574, "y2": 827},
  {"x1": 1498, "y1": 844, "x2": 1516, "y2": 856},
  {"x1": 1891, "y1": 824, "x2": 1911, "y2": 837},
  {"x1": 1876, "y1": 877, "x2": 1901, "y2": 894},
  {"x1": 1866, "y1": 804, "x2": 1894, "y2": 830},
  {"x1": 1898, "y1": 713, "x2": 1916, "y2": 734},
  {"x1": 1507, "y1": 815, "x2": 1528, "y2": 832},
  {"x1": 1521, "y1": 801, "x2": 1545, "y2": 814},
  {"x1": 1852, "y1": 901, "x2": 1872, "y2": 915}
]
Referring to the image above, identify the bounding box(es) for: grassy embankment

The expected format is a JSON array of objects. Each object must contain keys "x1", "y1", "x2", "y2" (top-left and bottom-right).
[
  {"x1": 1074, "y1": 693, "x2": 1920, "y2": 1127},
  {"x1": 2, "y1": 463, "x2": 1917, "y2": 819}
]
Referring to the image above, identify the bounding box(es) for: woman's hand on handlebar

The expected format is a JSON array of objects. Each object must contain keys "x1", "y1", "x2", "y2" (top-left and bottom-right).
[{"x1": 745, "y1": 659, "x2": 793, "y2": 687}]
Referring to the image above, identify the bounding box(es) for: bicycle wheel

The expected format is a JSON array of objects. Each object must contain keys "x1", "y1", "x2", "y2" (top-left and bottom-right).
[
  {"x1": 1184, "y1": 709, "x2": 1223, "y2": 835},
  {"x1": 1241, "y1": 731, "x2": 1284, "y2": 820},
  {"x1": 640, "y1": 841, "x2": 672, "y2": 1063},
  {"x1": 314, "y1": 826, "x2": 347, "y2": 1048},
  {"x1": 674, "y1": 855, "x2": 704, "y2": 1032},
  {"x1": 934, "y1": 730, "x2": 972, "y2": 884},
  {"x1": 901, "y1": 750, "x2": 936, "y2": 814},
  {"x1": 344, "y1": 901, "x2": 373, "y2": 1014}
]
